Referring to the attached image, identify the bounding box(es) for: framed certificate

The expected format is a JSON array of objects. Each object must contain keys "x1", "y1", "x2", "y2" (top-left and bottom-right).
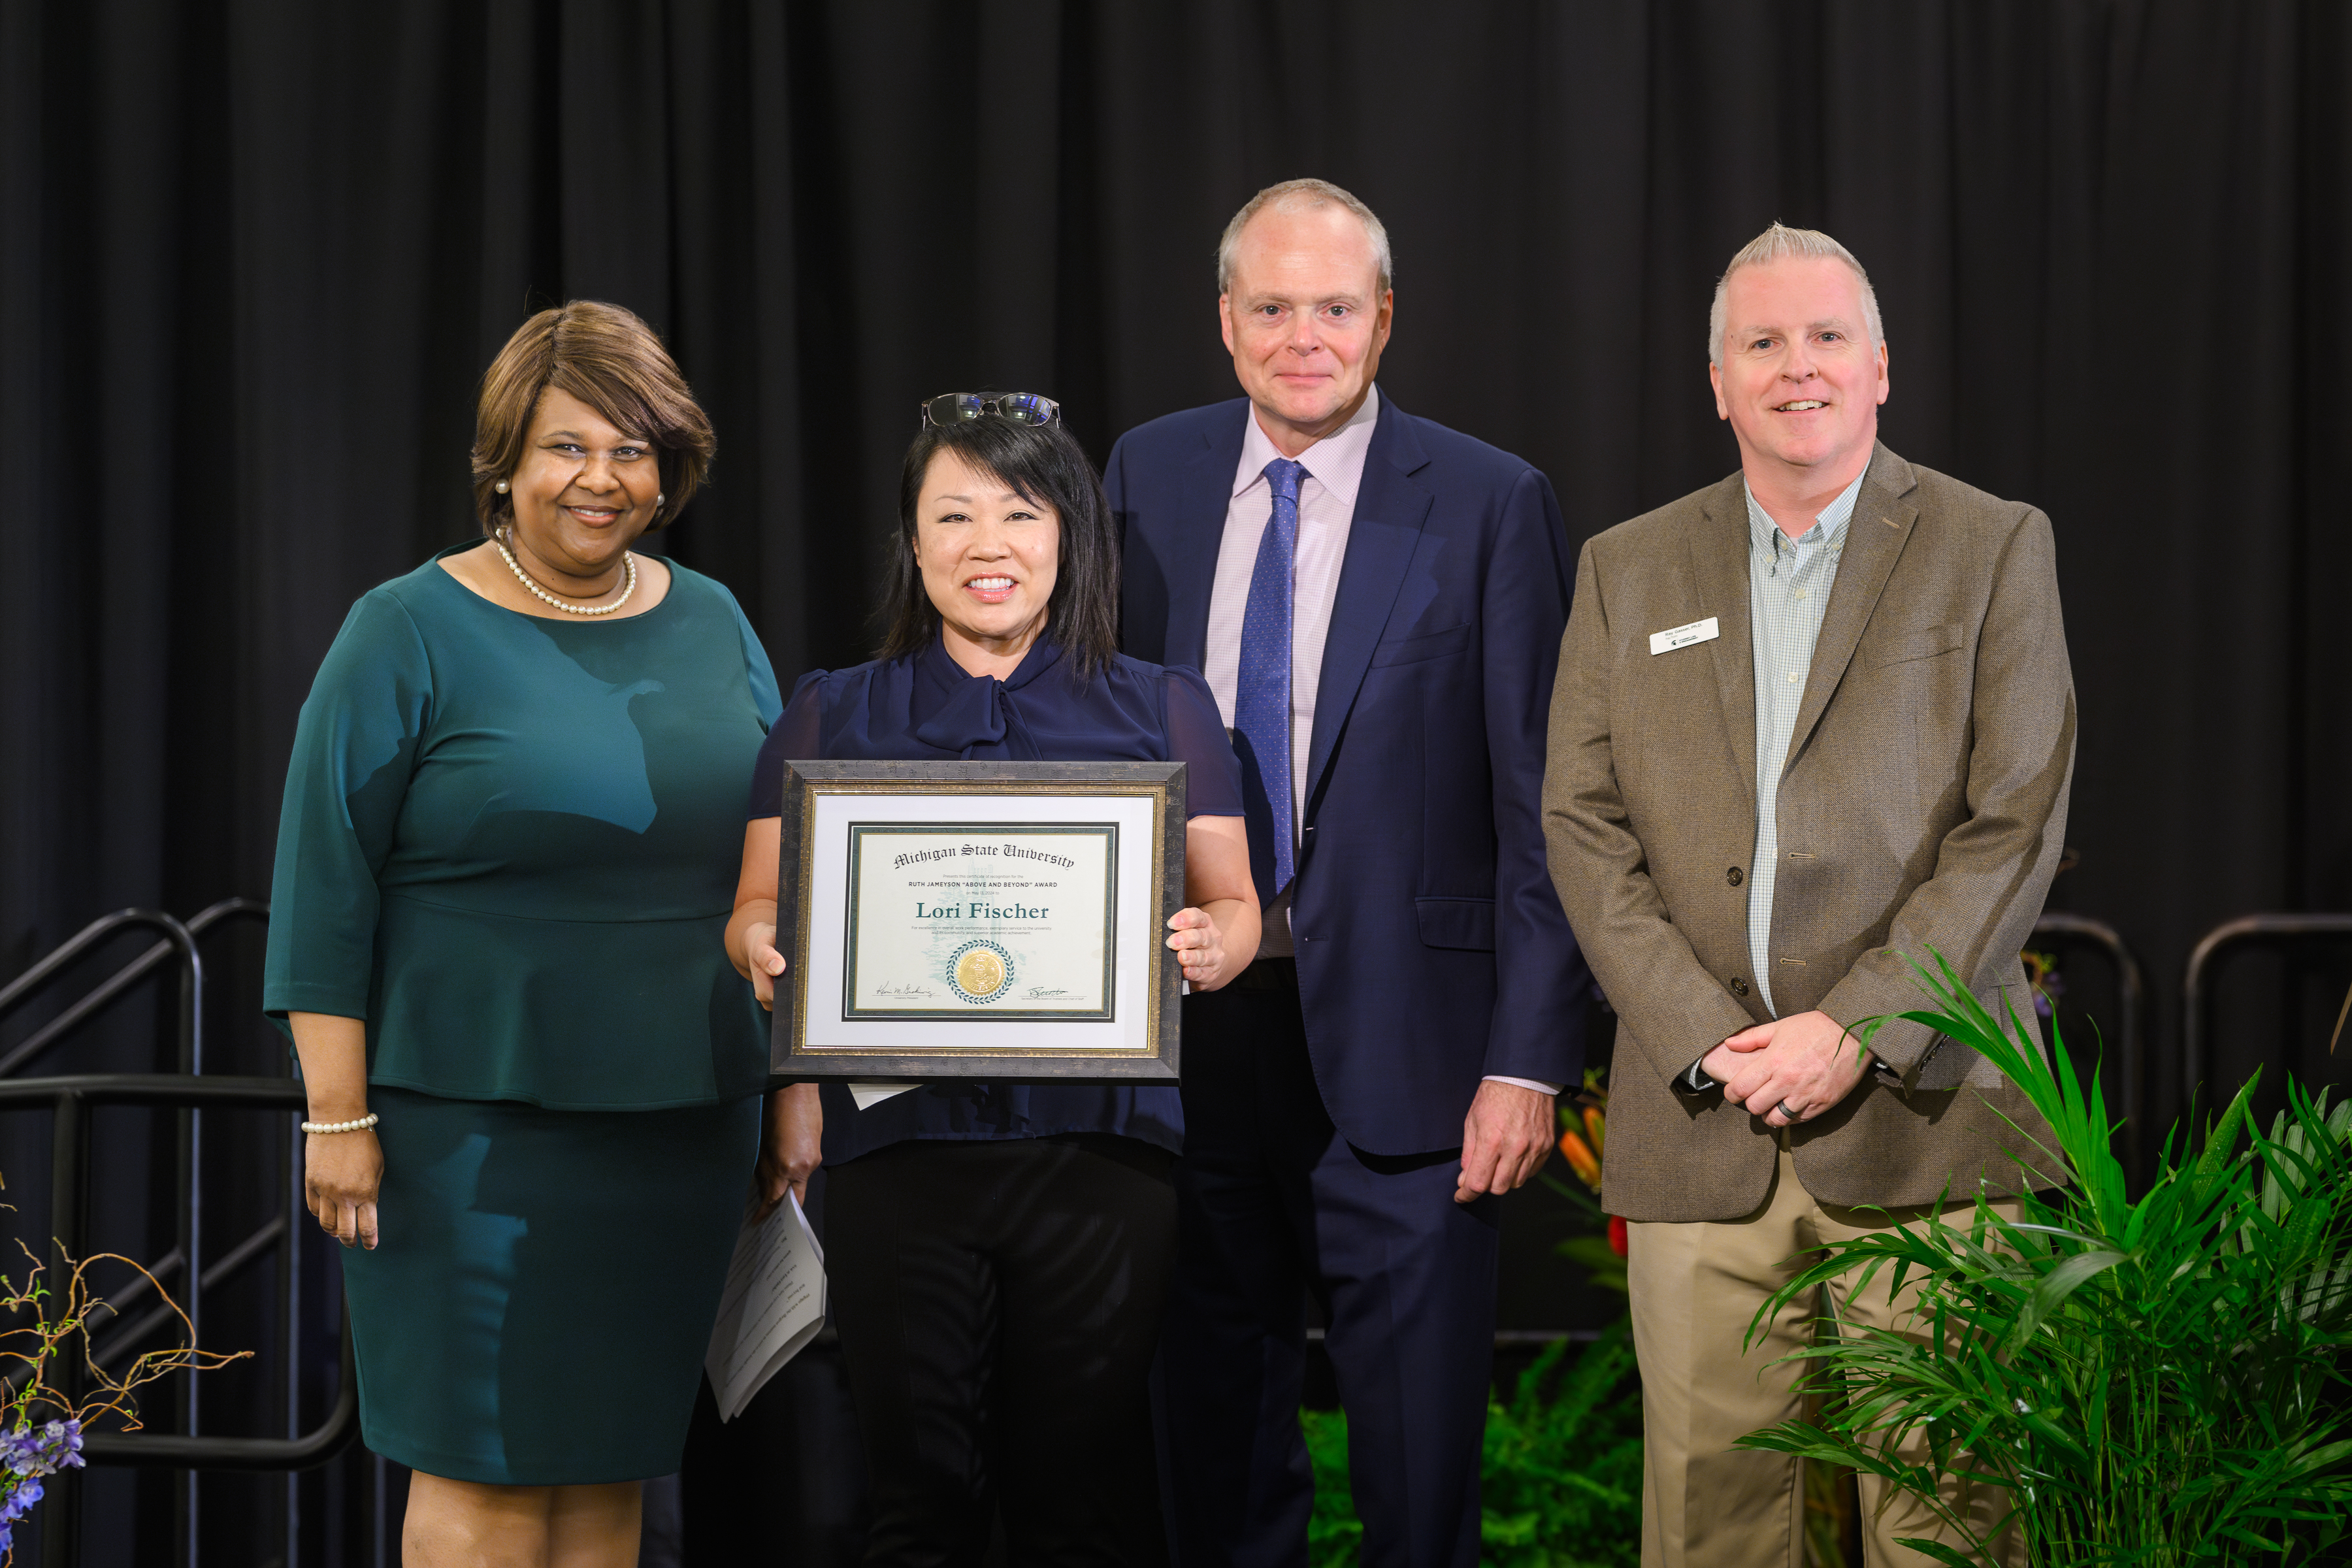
[{"x1": 770, "y1": 760, "x2": 1186, "y2": 1083}]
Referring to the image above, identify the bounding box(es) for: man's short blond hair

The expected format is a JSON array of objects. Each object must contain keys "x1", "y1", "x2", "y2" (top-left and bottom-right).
[
  {"x1": 1708, "y1": 223, "x2": 1884, "y2": 364},
  {"x1": 1217, "y1": 178, "x2": 1394, "y2": 297}
]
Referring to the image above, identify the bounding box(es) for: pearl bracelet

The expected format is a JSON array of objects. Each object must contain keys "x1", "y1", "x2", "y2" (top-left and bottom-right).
[{"x1": 301, "y1": 1113, "x2": 379, "y2": 1135}]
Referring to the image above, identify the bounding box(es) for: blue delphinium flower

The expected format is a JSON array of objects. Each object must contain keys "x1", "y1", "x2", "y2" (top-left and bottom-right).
[
  {"x1": 4, "y1": 1420, "x2": 85, "y2": 1479},
  {"x1": 41, "y1": 1420, "x2": 84, "y2": 1473},
  {"x1": 0, "y1": 1417, "x2": 86, "y2": 1543},
  {"x1": 0, "y1": 1477, "x2": 41, "y2": 1523}
]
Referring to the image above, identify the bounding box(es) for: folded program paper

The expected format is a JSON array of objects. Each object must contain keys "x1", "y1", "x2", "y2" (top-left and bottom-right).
[{"x1": 704, "y1": 1189, "x2": 827, "y2": 1422}]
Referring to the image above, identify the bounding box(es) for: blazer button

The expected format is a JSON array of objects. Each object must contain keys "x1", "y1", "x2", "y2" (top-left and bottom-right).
[
  {"x1": 1731, "y1": 976, "x2": 1750, "y2": 996},
  {"x1": 1726, "y1": 866, "x2": 1744, "y2": 887}
]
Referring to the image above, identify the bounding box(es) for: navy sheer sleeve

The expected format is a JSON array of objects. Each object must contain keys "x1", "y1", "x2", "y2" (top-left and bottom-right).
[
  {"x1": 747, "y1": 670, "x2": 827, "y2": 819},
  {"x1": 1161, "y1": 666, "x2": 1243, "y2": 819}
]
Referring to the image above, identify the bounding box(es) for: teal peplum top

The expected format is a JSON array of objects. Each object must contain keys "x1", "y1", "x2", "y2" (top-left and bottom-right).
[{"x1": 263, "y1": 543, "x2": 783, "y2": 1109}]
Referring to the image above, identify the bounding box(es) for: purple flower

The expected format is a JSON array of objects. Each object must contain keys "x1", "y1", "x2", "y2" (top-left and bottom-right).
[
  {"x1": 0, "y1": 1477, "x2": 42, "y2": 1523},
  {"x1": 44, "y1": 1419, "x2": 84, "y2": 1471},
  {"x1": 1, "y1": 1419, "x2": 86, "y2": 1481}
]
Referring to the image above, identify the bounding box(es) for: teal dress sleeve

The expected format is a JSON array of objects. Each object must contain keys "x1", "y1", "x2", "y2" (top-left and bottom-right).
[
  {"x1": 263, "y1": 590, "x2": 434, "y2": 1024},
  {"x1": 731, "y1": 598, "x2": 784, "y2": 728}
]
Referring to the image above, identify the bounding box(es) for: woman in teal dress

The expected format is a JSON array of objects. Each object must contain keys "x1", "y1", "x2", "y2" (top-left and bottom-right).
[{"x1": 263, "y1": 301, "x2": 776, "y2": 1565}]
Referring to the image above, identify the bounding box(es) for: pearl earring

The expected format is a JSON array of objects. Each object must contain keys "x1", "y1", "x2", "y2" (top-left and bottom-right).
[
  {"x1": 656, "y1": 493, "x2": 666, "y2": 507},
  {"x1": 495, "y1": 480, "x2": 510, "y2": 494}
]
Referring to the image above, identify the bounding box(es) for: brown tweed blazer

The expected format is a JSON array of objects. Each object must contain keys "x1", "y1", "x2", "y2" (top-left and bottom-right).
[{"x1": 1542, "y1": 444, "x2": 2075, "y2": 1222}]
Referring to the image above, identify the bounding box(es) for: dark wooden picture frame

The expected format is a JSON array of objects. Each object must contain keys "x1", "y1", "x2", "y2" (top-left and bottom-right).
[{"x1": 768, "y1": 760, "x2": 1188, "y2": 1085}]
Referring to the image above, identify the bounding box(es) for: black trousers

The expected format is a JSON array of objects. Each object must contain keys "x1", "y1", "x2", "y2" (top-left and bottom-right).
[
  {"x1": 1163, "y1": 962, "x2": 1501, "y2": 1568},
  {"x1": 828, "y1": 1133, "x2": 1179, "y2": 1568}
]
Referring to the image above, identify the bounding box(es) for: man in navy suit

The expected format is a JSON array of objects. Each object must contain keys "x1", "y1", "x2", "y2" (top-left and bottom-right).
[{"x1": 1107, "y1": 179, "x2": 1592, "y2": 1568}]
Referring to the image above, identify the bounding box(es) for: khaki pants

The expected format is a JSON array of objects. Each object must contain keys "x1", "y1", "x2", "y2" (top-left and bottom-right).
[{"x1": 1627, "y1": 1149, "x2": 2019, "y2": 1567}]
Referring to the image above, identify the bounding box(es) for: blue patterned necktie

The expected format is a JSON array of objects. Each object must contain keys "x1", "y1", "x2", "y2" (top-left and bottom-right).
[{"x1": 1236, "y1": 458, "x2": 1305, "y2": 898}]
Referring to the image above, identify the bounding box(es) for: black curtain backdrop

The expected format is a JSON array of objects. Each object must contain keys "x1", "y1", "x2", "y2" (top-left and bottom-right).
[{"x1": 6, "y1": 1, "x2": 2350, "y2": 1131}]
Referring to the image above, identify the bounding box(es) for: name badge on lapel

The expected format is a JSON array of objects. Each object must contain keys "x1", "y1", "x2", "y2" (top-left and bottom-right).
[{"x1": 1648, "y1": 617, "x2": 1720, "y2": 656}]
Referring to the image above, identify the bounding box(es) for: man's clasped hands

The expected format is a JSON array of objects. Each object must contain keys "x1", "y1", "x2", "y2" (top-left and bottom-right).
[{"x1": 1701, "y1": 1009, "x2": 1876, "y2": 1132}]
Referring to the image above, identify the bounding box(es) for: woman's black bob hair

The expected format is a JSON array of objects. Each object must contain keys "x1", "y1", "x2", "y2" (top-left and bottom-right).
[{"x1": 877, "y1": 402, "x2": 1121, "y2": 679}]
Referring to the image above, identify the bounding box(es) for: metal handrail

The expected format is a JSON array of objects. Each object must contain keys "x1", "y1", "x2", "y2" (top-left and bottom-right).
[
  {"x1": 2, "y1": 1073, "x2": 360, "y2": 1565},
  {"x1": 0, "y1": 902, "x2": 218, "y2": 1548},
  {"x1": 2183, "y1": 913, "x2": 2352, "y2": 1111},
  {"x1": 2031, "y1": 911, "x2": 2148, "y2": 1170},
  {"x1": 0, "y1": 909, "x2": 203, "y2": 1078},
  {"x1": 0, "y1": 898, "x2": 285, "y2": 1560},
  {"x1": 0, "y1": 902, "x2": 376, "y2": 1561},
  {"x1": 0, "y1": 898, "x2": 265, "y2": 1080}
]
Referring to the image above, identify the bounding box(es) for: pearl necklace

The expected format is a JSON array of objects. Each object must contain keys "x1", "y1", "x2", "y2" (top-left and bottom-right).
[{"x1": 493, "y1": 529, "x2": 638, "y2": 616}]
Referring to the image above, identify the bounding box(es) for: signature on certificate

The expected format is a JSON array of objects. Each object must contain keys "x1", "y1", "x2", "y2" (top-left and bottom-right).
[
  {"x1": 874, "y1": 981, "x2": 938, "y2": 999},
  {"x1": 1022, "y1": 987, "x2": 1073, "y2": 1000}
]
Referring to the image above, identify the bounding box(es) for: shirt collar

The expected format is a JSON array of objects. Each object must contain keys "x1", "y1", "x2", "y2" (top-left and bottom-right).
[
  {"x1": 917, "y1": 625, "x2": 1066, "y2": 694},
  {"x1": 1231, "y1": 383, "x2": 1381, "y2": 510},
  {"x1": 1744, "y1": 464, "x2": 1868, "y2": 555}
]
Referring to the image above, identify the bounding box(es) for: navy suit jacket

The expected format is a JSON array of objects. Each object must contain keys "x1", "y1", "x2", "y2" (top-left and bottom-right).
[{"x1": 1107, "y1": 394, "x2": 1590, "y2": 1155}]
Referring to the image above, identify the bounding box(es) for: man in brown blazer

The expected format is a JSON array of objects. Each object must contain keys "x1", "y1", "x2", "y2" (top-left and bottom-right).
[{"x1": 1542, "y1": 224, "x2": 2074, "y2": 1566}]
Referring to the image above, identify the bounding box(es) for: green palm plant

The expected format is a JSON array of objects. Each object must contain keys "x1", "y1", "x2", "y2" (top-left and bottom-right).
[{"x1": 1737, "y1": 954, "x2": 2352, "y2": 1566}]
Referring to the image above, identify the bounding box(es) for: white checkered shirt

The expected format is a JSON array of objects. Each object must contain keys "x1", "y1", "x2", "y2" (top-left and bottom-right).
[{"x1": 1744, "y1": 471, "x2": 1866, "y2": 1015}]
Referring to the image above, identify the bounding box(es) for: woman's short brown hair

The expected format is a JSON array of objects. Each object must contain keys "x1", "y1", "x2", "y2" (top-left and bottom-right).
[{"x1": 470, "y1": 301, "x2": 715, "y2": 534}]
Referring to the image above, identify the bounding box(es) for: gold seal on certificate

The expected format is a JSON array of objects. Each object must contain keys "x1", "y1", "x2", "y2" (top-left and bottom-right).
[
  {"x1": 771, "y1": 761, "x2": 1187, "y2": 1084},
  {"x1": 951, "y1": 943, "x2": 1009, "y2": 1002}
]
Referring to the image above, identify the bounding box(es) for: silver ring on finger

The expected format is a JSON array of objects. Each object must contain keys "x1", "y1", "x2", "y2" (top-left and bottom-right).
[{"x1": 1776, "y1": 1100, "x2": 1803, "y2": 1122}]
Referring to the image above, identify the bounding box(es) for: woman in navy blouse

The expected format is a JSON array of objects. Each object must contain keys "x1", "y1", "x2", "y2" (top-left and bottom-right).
[{"x1": 727, "y1": 395, "x2": 1256, "y2": 1563}]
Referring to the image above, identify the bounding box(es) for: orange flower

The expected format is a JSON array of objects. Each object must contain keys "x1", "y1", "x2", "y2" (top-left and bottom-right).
[
  {"x1": 1581, "y1": 1105, "x2": 1607, "y2": 1160},
  {"x1": 1557, "y1": 1128, "x2": 1601, "y2": 1190}
]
